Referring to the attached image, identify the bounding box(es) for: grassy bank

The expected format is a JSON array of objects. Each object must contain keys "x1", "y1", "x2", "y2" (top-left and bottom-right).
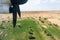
[{"x1": 0, "y1": 17, "x2": 60, "y2": 40}]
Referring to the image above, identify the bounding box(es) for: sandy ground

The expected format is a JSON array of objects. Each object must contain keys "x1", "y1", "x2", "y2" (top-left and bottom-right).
[
  {"x1": 21, "y1": 11, "x2": 60, "y2": 26},
  {"x1": 0, "y1": 11, "x2": 60, "y2": 26}
]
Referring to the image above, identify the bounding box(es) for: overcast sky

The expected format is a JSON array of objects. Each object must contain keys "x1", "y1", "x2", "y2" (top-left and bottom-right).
[
  {"x1": 0, "y1": 0, "x2": 60, "y2": 12},
  {"x1": 20, "y1": 0, "x2": 60, "y2": 11}
]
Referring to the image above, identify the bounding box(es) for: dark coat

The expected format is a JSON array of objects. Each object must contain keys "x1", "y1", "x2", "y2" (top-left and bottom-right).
[
  {"x1": 9, "y1": 0, "x2": 28, "y2": 13},
  {"x1": 10, "y1": 0, "x2": 28, "y2": 5}
]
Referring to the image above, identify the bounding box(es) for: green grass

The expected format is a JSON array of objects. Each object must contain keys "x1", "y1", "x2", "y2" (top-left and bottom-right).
[
  {"x1": 39, "y1": 17, "x2": 60, "y2": 40},
  {"x1": 0, "y1": 18, "x2": 43, "y2": 40},
  {"x1": 0, "y1": 17, "x2": 60, "y2": 40}
]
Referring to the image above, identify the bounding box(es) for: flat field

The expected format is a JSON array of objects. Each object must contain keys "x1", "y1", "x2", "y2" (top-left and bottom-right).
[{"x1": 0, "y1": 11, "x2": 60, "y2": 40}]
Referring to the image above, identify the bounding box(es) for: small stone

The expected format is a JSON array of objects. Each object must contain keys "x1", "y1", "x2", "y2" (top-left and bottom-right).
[
  {"x1": 29, "y1": 31, "x2": 33, "y2": 35},
  {"x1": 29, "y1": 36, "x2": 35, "y2": 39}
]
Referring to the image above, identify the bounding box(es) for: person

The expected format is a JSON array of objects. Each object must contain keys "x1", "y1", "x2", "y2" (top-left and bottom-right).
[
  {"x1": 10, "y1": 0, "x2": 28, "y2": 27},
  {"x1": 10, "y1": 0, "x2": 21, "y2": 27}
]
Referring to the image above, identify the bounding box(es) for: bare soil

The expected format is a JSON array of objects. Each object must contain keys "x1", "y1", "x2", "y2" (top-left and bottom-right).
[{"x1": 0, "y1": 11, "x2": 60, "y2": 26}]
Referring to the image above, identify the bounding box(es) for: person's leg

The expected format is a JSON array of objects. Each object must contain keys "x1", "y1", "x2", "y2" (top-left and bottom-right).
[
  {"x1": 13, "y1": 11, "x2": 17, "y2": 28},
  {"x1": 17, "y1": 6, "x2": 21, "y2": 18},
  {"x1": 13, "y1": 5, "x2": 17, "y2": 28}
]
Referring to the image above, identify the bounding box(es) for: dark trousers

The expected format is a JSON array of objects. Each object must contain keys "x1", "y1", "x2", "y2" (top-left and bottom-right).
[{"x1": 12, "y1": 4, "x2": 21, "y2": 27}]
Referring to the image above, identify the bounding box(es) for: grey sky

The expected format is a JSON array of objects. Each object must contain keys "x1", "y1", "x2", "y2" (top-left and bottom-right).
[
  {"x1": 20, "y1": 0, "x2": 60, "y2": 11},
  {"x1": 0, "y1": 0, "x2": 60, "y2": 12}
]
